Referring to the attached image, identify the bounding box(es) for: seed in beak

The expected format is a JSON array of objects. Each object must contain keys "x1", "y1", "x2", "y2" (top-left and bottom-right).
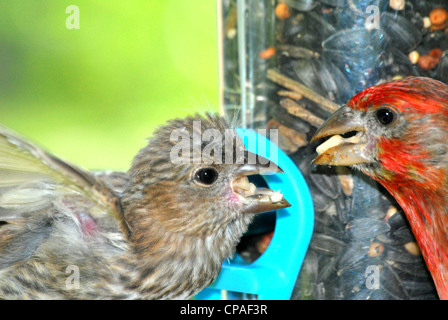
[
  {"x1": 315, "y1": 133, "x2": 363, "y2": 155},
  {"x1": 270, "y1": 190, "x2": 284, "y2": 203},
  {"x1": 232, "y1": 176, "x2": 257, "y2": 197}
]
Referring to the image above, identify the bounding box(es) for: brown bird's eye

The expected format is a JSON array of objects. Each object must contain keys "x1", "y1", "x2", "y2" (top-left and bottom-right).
[
  {"x1": 375, "y1": 107, "x2": 396, "y2": 126},
  {"x1": 194, "y1": 168, "x2": 219, "y2": 185}
]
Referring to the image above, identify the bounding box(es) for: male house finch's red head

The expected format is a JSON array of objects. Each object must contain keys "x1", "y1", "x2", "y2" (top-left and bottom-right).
[
  {"x1": 0, "y1": 113, "x2": 289, "y2": 299},
  {"x1": 312, "y1": 77, "x2": 448, "y2": 299}
]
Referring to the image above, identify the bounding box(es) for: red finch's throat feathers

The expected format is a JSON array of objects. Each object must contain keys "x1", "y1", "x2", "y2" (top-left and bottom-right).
[{"x1": 383, "y1": 182, "x2": 448, "y2": 300}]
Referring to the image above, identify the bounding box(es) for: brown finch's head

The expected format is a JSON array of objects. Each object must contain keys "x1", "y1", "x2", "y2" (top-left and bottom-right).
[
  {"x1": 119, "y1": 113, "x2": 290, "y2": 298},
  {"x1": 121, "y1": 113, "x2": 289, "y2": 239}
]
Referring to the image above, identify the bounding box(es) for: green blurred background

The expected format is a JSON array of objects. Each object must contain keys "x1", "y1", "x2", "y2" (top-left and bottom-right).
[{"x1": 0, "y1": 1, "x2": 219, "y2": 171}]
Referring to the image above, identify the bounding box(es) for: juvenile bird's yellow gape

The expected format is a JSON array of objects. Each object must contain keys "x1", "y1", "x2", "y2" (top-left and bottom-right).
[{"x1": 0, "y1": 113, "x2": 289, "y2": 299}]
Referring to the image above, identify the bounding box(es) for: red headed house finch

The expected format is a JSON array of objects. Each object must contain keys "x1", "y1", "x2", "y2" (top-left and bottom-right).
[
  {"x1": 0, "y1": 113, "x2": 290, "y2": 299},
  {"x1": 312, "y1": 77, "x2": 448, "y2": 299}
]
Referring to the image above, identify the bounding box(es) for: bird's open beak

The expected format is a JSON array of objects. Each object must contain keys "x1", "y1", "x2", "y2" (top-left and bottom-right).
[
  {"x1": 232, "y1": 151, "x2": 291, "y2": 214},
  {"x1": 311, "y1": 106, "x2": 372, "y2": 166}
]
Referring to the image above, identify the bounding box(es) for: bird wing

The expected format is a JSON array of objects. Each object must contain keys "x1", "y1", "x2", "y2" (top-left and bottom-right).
[
  {"x1": 93, "y1": 171, "x2": 130, "y2": 194},
  {"x1": 0, "y1": 125, "x2": 130, "y2": 238}
]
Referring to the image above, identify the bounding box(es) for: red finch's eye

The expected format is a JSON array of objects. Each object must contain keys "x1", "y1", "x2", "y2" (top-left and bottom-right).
[
  {"x1": 375, "y1": 107, "x2": 396, "y2": 126},
  {"x1": 194, "y1": 168, "x2": 219, "y2": 185}
]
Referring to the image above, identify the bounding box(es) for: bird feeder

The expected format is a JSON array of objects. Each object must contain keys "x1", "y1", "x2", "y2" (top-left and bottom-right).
[{"x1": 210, "y1": 0, "x2": 447, "y2": 300}]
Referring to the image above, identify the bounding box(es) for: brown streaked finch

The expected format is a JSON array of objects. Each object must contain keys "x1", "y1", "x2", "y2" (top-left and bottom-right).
[{"x1": 0, "y1": 113, "x2": 290, "y2": 299}]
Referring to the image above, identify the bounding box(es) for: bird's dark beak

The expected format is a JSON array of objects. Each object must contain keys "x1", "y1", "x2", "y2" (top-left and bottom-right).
[
  {"x1": 311, "y1": 106, "x2": 372, "y2": 166},
  {"x1": 235, "y1": 151, "x2": 284, "y2": 176},
  {"x1": 232, "y1": 151, "x2": 291, "y2": 214}
]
